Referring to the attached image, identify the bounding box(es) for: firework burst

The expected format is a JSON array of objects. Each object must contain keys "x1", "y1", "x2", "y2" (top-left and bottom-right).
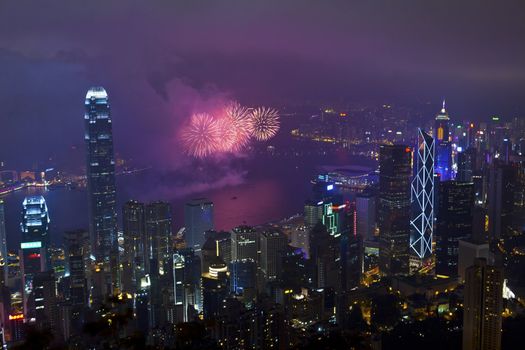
[
  {"x1": 215, "y1": 117, "x2": 237, "y2": 152},
  {"x1": 224, "y1": 101, "x2": 252, "y2": 151},
  {"x1": 181, "y1": 113, "x2": 220, "y2": 158},
  {"x1": 249, "y1": 107, "x2": 280, "y2": 141}
]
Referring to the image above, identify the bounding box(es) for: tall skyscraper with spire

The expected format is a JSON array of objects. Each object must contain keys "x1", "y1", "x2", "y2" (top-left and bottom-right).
[
  {"x1": 434, "y1": 100, "x2": 452, "y2": 181},
  {"x1": 84, "y1": 87, "x2": 118, "y2": 294}
]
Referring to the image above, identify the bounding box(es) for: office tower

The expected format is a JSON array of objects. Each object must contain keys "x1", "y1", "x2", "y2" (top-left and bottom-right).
[
  {"x1": 202, "y1": 259, "x2": 229, "y2": 319},
  {"x1": 173, "y1": 252, "x2": 185, "y2": 323},
  {"x1": 231, "y1": 226, "x2": 258, "y2": 262},
  {"x1": 20, "y1": 196, "x2": 50, "y2": 262},
  {"x1": 341, "y1": 231, "x2": 362, "y2": 291},
  {"x1": 229, "y1": 259, "x2": 257, "y2": 301},
  {"x1": 63, "y1": 230, "x2": 88, "y2": 307},
  {"x1": 435, "y1": 181, "x2": 474, "y2": 276},
  {"x1": 184, "y1": 198, "x2": 214, "y2": 251},
  {"x1": 178, "y1": 248, "x2": 202, "y2": 317},
  {"x1": 434, "y1": 101, "x2": 452, "y2": 180},
  {"x1": 33, "y1": 271, "x2": 59, "y2": 332},
  {"x1": 410, "y1": 129, "x2": 435, "y2": 260},
  {"x1": 0, "y1": 200, "x2": 7, "y2": 285},
  {"x1": 458, "y1": 239, "x2": 491, "y2": 282},
  {"x1": 309, "y1": 223, "x2": 339, "y2": 289},
  {"x1": 20, "y1": 196, "x2": 50, "y2": 313},
  {"x1": 378, "y1": 144, "x2": 412, "y2": 276},
  {"x1": 84, "y1": 87, "x2": 118, "y2": 293},
  {"x1": 122, "y1": 200, "x2": 146, "y2": 290},
  {"x1": 462, "y1": 258, "x2": 503, "y2": 350},
  {"x1": 260, "y1": 229, "x2": 287, "y2": 281},
  {"x1": 304, "y1": 200, "x2": 323, "y2": 228},
  {"x1": 289, "y1": 225, "x2": 310, "y2": 259},
  {"x1": 201, "y1": 231, "x2": 231, "y2": 273},
  {"x1": 457, "y1": 149, "x2": 476, "y2": 182},
  {"x1": 356, "y1": 190, "x2": 376, "y2": 240},
  {"x1": 488, "y1": 162, "x2": 517, "y2": 240},
  {"x1": 145, "y1": 201, "x2": 172, "y2": 275}
]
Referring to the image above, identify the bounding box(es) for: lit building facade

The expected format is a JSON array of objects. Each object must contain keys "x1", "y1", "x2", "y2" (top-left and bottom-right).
[
  {"x1": 378, "y1": 144, "x2": 412, "y2": 276},
  {"x1": 184, "y1": 198, "x2": 214, "y2": 251},
  {"x1": 84, "y1": 87, "x2": 118, "y2": 292},
  {"x1": 462, "y1": 258, "x2": 503, "y2": 350},
  {"x1": 434, "y1": 101, "x2": 452, "y2": 181},
  {"x1": 20, "y1": 196, "x2": 50, "y2": 313},
  {"x1": 436, "y1": 181, "x2": 474, "y2": 276},
  {"x1": 410, "y1": 129, "x2": 434, "y2": 259}
]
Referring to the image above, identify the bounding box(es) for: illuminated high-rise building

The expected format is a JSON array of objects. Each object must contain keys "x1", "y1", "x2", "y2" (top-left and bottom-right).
[
  {"x1": 145, "y1": 201, "x2": 172, "y2": 275},
  {"x1": 84, "y1": 87, "x2": 118, "y2": 293},
  {"x1": 231, "y1": 226, "x2": 258, "y2": 262},
  {"x1": 409, "y1": 129, "x2": 434, "y2": 260},
  {"x1": 436, "y1": 181, "x2": 474, "y2": 277},
  {"x1": 378, "y1": 145, "x2": 412, "y2": 276},
  {"x1": 20, "y1": 196, "x2": 50, "y2": 314},
  {"x1": 462, "y1": 258, "x2": 503, "y2": 350},
  {"x1": 184, "y1": 198, "x2": 214, "y2": 251},
  {"x1": 122, "y1": 200, "x2": 146, "y2": 289},
  {"x1": 434, "y1": 101, "x2": 452, "y2": 181},
  {"x1": 260, "y1": 229, "x2": 288, "y2": 281}
]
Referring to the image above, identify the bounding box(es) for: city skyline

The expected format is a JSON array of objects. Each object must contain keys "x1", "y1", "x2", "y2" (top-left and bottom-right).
[{"x1": 1, "y1": 2, "x2": 525, "y2": 349}]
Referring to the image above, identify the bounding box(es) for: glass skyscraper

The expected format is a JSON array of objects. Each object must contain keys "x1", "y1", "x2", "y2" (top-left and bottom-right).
[
  {"x1": 184, "y1": 198, "x2": 214, "y2": 251},
  {"x1": 410, "y1": 129, "x2": 435, "y2": 259},
  {"x1": 378, "y1": 144, "x2": 412, "y2": 276},
  {"x1": 434, "y1": 101, "x2": 452, "y2": 181},
  {"x1": 20, "y1": 196, "x2": 50, "y2": 312},
  {"x1": 84, "y1": 87, "x2": 118, "y2": 291}
]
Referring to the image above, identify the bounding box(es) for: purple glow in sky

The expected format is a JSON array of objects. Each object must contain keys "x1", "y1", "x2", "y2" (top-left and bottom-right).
[{"x1": 0, "y1": 0, "x2": 524, "y2": 168}]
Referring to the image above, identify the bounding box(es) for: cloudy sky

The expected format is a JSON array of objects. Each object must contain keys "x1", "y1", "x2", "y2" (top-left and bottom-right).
[{"x1": 1, "y1": 0, "x2": 524, "y2": 168}]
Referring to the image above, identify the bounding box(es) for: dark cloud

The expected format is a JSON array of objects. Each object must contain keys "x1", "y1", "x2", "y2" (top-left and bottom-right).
[{"x1": 0, "y1": 0, "x2": 524, "y2": 168}]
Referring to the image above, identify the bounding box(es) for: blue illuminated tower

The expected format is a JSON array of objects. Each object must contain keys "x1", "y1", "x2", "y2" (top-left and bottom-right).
[
  {"x1": 84, "y1": 87, "x2": 118, "y2": 292},
  {"x1": 20, "y1": 196, "x2": 50, "y2": 314},
  {"x1": 410, "y1": 129, "x2": 435, "y2": 259},
  {"x1": 184, "y1": 198, "x2": 214, "y2": 251},
  {"x1": 434, "y1": 101, "x2": 452, "y2": 180}
]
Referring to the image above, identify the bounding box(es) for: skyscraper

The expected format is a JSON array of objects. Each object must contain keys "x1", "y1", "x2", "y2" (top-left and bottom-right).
[
  {"x1": 435, "y1": 181, "x2": 474, "y2": 276},
  {"x1": 231, "y1": 226, "x2": 258, "y2": 263},
  {"x1": 378, "y1": 144, "x2": 412, "y2": 275},
  {"x1": 434, "y1": 101, "x2": 452, "y2": 181},
  {"x1": 260, "y1": 229, "x2": 288, "y2": 281},
  {"x1": 462, "y1": 258, "x2": 503, "y2": 350},
  {"x1": 410, "y1": 129, "x2": 434, "y2": 260},
  {"x1": 356, "y1": 191, "x2": 376, "y2": 240},
  {"x1": 184, "y1": 198, "x2": 214, "y2": 251},
  {"x1": 84, "y1": 87, "x2": 118, "y2": 292},
  {"x1": 145, "y1": 201, "x2": 172, "y2": 275},
  {"x1": 122, "y1": 200, "x2": 146, "y2": 290},
  {"x1": 20, "y1": 196, "x2": 50, "y2": 314}
]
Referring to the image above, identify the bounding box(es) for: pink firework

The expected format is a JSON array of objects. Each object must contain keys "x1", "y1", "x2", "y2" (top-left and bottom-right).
[
  {"x1": 215, "y1": 117, "x2": 236, "y2": 152},
  {"x1": 249, "y1": 107, "x2": 280, "y2": 141},
  {"x1": 224, "y1": 102, "x2": 252, "y2": 151},
  {"x1": 180, "y1": 113, "x2": 220, "y2": 158}
]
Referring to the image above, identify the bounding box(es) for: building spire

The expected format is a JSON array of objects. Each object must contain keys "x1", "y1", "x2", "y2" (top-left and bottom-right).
[{"x1": 441, "y1": 99, "x2": 446, "y2": 113}]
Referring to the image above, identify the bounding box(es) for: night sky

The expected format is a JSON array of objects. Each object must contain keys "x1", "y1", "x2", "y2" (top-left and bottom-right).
[{"x1": 1, "y1": 0, "x2": 524, "y2": 168}]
